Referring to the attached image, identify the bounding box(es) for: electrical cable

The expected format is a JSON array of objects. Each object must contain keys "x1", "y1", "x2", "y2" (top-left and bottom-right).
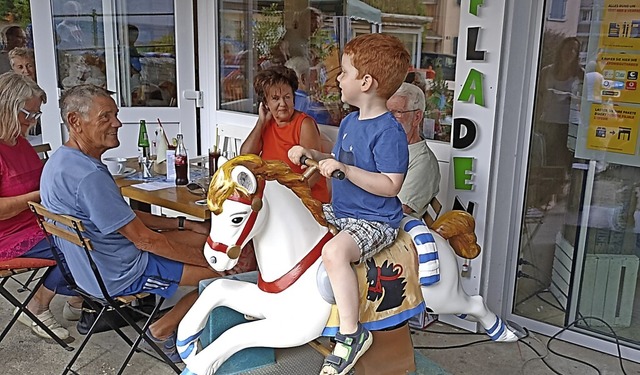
[
  {"x1": 517, "y1": 333, "x2": 550, "y2": 375},
  {"x1": 415, "y1": 317, "x2": 627, "y2": 375},
  {"x1": 412, "y1": 336, "x2": 491, "y2": 350},
  {"x1": 517, "y1": 269, "x2": 549, "y2": 289},
  {"x1": 547, "y1": 316, "x2": 628, "y2": 375}
]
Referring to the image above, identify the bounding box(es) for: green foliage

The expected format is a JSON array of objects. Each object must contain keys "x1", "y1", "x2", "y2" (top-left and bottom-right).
[
  {"x1": 426, "y1": 63, "x2": 452, "y2": 118},
  {"x1": 147, "y1": 33, "x2": 176, "y2": 54},
  {"x1": 309, "y1": 27, "x2": 336, "y2": 62},
  {"x1": 252, "y1": 3, "x2": 285, "y2": 60},
  {"x1": 365, "y1": 0, "x2": 424, "y2": 16},
  {"x1": 1, "y1": 0, "x2": 31, "y2": 27}
]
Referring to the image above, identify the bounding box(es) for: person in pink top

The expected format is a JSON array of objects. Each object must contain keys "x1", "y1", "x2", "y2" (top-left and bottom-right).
[
  {"x1": 0, "y1": 72, "x2": 82, "y2": 340},
  {"x1": 240, "y1": 65, "x2": 330, "y2": 203}
]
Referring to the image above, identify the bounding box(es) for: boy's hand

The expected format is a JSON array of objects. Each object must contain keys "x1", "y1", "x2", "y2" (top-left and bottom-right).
[
  {"x1": 318, "y1": 158, "x2": 345, "y2": 179},
  {"x1": 288, "y1": 145, "x2": 310, "y2": 166}
]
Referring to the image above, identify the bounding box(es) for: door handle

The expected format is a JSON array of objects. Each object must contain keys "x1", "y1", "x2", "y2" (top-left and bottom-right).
[{"x1": 183, "y1": 90, "x2": 204, "y2": 108}]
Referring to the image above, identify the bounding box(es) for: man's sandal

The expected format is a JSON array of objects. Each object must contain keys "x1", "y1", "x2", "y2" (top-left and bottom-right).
[{"x1": 320, "y1": 323, "x2": 373, "y2": 375}]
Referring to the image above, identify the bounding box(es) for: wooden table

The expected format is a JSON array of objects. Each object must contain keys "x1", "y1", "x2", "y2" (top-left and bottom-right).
[{"x1": 115, "y1": 160, "x2": 210, "y2": 220}]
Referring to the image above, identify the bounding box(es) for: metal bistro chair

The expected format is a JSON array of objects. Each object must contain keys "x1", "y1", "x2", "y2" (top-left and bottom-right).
[
  {"x1": 33, "y1": 143, "x2": 51, "y2": 162},
  {"x1": 0, "y1": 257, "x2": 72, "y2": 350},
  {"x1": 28, "y1": 202, "x2": 180, "y2": 375},
  {"x1": 423, "y1": 196, "x2": 443, "y2": 229}
]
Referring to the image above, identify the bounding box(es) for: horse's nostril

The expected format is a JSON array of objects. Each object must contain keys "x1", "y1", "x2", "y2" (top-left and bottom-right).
[{"x1": 209, "y1": 256, "x2": 217, "y2": 264}]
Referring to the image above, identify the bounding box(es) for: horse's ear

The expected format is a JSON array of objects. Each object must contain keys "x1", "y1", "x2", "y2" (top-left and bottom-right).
[{"x1": 231, "y1": 165, "x2": 257, "y2": 194}]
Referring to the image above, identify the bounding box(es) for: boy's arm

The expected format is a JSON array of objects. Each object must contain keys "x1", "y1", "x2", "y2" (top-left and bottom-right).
[
  {"x1": 321, "y1": 158, "x2": 404, "y2": 197},
  {"x1": 288, "y1": 145, "x2": 332, "y2": 165}
]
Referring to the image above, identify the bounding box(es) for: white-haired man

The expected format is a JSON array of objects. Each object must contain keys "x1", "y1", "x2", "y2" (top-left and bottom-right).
[{"x1": 387, "y1": 82, "x2": 441, "y2": 218}]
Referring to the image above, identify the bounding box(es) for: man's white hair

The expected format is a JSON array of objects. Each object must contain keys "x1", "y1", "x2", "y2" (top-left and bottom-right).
[
  {"x1": 394, "y1": 82, "x2": 425, "y2": 111},
  {"x1": 284, "y1": 56, "x2": 310, "y2": 79}
]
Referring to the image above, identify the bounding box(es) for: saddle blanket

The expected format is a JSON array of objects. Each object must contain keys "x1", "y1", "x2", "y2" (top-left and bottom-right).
[{"x1": 322, "y1": 217, "x2": 440, "y2": 336}]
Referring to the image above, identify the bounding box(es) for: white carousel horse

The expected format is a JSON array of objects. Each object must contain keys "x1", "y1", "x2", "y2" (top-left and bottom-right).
[{"x1": 176, "y1": 155, "x2": 518, "y2": 375}]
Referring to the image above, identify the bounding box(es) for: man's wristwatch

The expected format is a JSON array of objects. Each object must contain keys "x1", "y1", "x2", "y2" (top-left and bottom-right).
[{"x1": 177, "y1": 216, "x2": 186, "y2": 231}]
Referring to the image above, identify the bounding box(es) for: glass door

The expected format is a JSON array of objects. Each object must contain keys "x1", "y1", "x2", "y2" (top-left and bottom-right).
[
  {"x1": 30, "y1": 0, "x2": 198, "y2": 157},
  {"x1": 514, "y1": 0, "x2": 640, "y2": 349}
]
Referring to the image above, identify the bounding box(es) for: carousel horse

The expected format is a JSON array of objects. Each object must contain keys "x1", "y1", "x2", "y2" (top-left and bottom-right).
[{"x1": 177, "y1": 155, "x2": 519, "y2": 375}]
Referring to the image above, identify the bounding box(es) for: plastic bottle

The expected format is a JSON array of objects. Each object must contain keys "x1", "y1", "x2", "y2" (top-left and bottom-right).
[
  {"x1": 174, "y1": 133, "x2": 189, "y2": 185},
  {"x1": 137, "y1": 119, "x2": 150, "y2": 161}
]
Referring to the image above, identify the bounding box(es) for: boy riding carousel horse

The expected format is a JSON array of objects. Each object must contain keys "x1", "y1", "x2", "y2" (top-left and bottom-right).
[{"x1": 288, "y1": 33, "x2": 411, "y2": 375}]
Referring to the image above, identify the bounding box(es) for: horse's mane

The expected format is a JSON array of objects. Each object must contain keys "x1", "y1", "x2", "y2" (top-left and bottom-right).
[{"x1": 207, "y1": 154, "x2": 327, "y2": 227}]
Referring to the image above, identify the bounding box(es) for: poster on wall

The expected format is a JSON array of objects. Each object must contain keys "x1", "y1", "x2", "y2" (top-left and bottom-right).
[
  {"x1": 595, "y1": 53, "x2": 640, "y2": 105},
  {"x1": 599, "y1": 0, "x2": 640, "y2": 52},
  {"x1": 575, "y1": 0, "x2": 640, "y2": 166},
  {"x1": 585, "y1": 103, "x2": 638, "y2": 155}
]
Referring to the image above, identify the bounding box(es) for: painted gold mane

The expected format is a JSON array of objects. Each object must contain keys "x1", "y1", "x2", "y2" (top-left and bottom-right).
[{"x1": 207, "y1": 154, "x2": 327, "y2": 227}]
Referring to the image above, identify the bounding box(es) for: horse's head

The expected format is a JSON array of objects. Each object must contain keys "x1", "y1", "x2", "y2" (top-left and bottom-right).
[
  {"x1": 203, "y1": 155, "x2": 268, "y2": 272},
  {"x1": 203, "y1": 154, "x2": 328, "y2": 272}
]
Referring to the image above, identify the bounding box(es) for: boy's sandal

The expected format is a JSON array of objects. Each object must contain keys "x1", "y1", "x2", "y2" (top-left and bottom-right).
[{"x1": 320, "y1": 324, "x2": 373, "y2": 375}]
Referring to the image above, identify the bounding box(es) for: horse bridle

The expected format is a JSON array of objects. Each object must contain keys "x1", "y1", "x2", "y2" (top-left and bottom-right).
[{"x1": 206, "y1": 179, "x2": 265, "y2": 260}]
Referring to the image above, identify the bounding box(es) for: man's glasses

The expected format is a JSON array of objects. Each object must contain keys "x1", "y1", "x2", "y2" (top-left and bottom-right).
[
  {"x1": 390, "y1": 108, "x2": 420, "y2": 118},
  {"x1": 20, "y1": 108, "x2": 42, "y2": 121}
]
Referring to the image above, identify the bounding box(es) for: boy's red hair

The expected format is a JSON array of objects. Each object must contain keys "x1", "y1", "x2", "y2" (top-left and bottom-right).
[{"x1": 344, "y1": 34, "x2": 411, "y2": 99}]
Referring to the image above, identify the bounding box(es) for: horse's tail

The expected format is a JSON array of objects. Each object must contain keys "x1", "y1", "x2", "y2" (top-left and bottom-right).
[{"x1": 431, "y1": 210, "x2": 481, "y2": 259}]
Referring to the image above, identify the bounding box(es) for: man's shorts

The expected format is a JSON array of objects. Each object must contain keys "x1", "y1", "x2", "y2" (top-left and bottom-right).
[
  {"x1": 323, "y1": 204, "x2": 398, "y2": 263},
  {"x1": 118, "y1": 253, "x2": 184, "y2": 299}
]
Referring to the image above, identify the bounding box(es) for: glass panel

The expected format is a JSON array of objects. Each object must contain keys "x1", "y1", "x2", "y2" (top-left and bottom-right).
[
  {"x1": 51, "y1": 0, "x2": 177, "y2": 107},
  {"x1": 115, "y1": 1, "x2": 177, "y2": 107},
  {"x1": 218, "y1": 0, "x2": 344, "y2": 124},
  {"x1": 515, "y1": 0, "x2": 640, "y2": 347},
  {"x1": 52, "y1": 0, "x2": 107, "y2": 89},
  {"x1": 0, "y1": 1, "x2": 39, "y2": 143},
  {"x1": 217, "y1": 0, "x2": 458, "y2": 142}
]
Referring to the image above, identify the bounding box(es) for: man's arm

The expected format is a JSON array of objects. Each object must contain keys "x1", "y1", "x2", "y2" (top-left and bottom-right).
[
  {"x1": 134, "y1": 210, "x2": 209, "y2": 235},
  {"x1": 118, "y1": 216, "x2": 210, "y2": 267}
]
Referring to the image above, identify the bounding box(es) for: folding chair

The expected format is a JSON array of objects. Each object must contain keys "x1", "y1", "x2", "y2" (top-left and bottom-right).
[
  {"x1": 33, "y1": 143, "x2": 51, "y2": 162},
  {"x1": 0, "y1": 257, "x2": 72, "y2": 350},
  {"x1": 28, "y1": 202, "x2": 181, "y2": 374},
  {"x1": 423, "y1": 196, "x2": 443, "y2": 229}
]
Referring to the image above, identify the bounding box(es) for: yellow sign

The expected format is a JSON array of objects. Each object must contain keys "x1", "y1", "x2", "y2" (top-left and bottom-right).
[
  {"x1": 596, "y1": 53, "x2": 640, "y2": 104},
  {"x1": 586, "y1": 104, "x2": 638, "y2": 155},
  {"x1": 599, "y1": 0, "x2": 640, "y2": 51}
]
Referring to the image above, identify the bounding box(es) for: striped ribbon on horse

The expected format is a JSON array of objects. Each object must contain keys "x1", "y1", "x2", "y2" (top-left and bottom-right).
[{"x1": 402, "y1": 217, "x2": 440, "y2": 286}]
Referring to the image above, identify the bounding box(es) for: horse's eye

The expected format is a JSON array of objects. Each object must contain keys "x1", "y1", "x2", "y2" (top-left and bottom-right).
[{"x1": 231, "y1": 217, "x2": 243, "y2": 224}]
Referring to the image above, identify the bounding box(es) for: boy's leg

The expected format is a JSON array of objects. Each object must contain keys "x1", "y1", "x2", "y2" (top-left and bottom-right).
[
  {"x1": 322, "y1": 231, "x2": 361, "y2": 335},
  {"x1": 321, "y1": 231, "x2": 372, "y2": 375}
]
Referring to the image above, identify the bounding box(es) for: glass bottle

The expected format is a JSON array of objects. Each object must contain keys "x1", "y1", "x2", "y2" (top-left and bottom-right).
[
  {"x1": 137, "y1": 119, "x2": 150, "y2": 161},
  {"x1": 174, "y1": 133, "x2": 189, "y2": 186}
]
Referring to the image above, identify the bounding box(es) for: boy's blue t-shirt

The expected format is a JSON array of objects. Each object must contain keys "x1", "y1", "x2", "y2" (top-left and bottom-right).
[
  {"x1": 40, "y1": 146, "x2": 147, "y2": 298},
  {"x1": 331, "y1": 111, "x2": 409, "y2": 228}
]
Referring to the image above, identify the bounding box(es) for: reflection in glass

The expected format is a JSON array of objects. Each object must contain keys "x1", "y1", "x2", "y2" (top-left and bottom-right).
[
  {"x1": 115, "y1": 0, "x2": 177, "y2": 107},
  {"x1": 52, "y1": 0, "x2": 106, "y2": 89},
  {"x1": 515, "y1": 0, "x2": 640, "y2": 349},
  {"x1": 218, "y1": 1, "x2": 344, "y2": 124},
  {"x1": 51, "y1": 0, "x2": 177, "y2": 107}
]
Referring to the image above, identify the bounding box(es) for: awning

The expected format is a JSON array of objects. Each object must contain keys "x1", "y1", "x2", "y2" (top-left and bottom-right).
[{"x1": 347, "y1": 0, "x2": 381, "y2": 25}]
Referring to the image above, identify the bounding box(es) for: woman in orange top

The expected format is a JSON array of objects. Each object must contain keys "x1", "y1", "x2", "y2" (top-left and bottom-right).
[{"x1": 240, "y1": 65, "x2": 330, "y2": 203}]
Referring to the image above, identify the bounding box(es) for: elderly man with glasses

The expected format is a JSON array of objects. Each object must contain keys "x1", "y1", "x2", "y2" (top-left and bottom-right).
[{"x1": 387, "y1": 82, "x2": 441, "y2": 219}]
